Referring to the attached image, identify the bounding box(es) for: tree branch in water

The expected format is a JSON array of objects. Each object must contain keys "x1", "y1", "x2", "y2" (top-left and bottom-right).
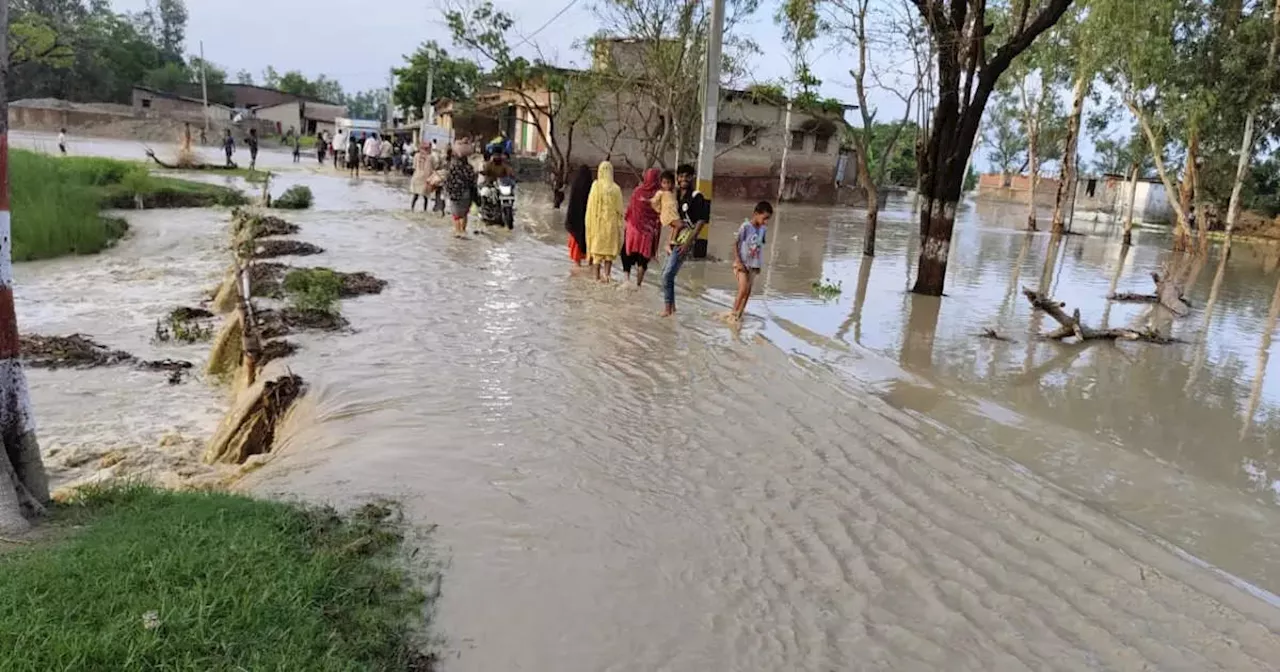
[{"x1": 1022, "y1": 288, "x2": 1177, "y2": 343}]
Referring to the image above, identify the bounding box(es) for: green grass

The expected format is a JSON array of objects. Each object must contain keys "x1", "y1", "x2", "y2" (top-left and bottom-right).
[
  {"x1": 11, "y1": 151, "x2": 248, "y2": 261},
  {"x1": 283, "y1": 267, "x2": 342, "y2": 314},
  {"x1": 0, "y1": 485, "x2": 432, "y2": 672}
]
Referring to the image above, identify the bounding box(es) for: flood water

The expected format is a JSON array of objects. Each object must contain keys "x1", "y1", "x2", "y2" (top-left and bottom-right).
[{"x1": 14, "y1": 133, "x2": 1280, "y2": 669}]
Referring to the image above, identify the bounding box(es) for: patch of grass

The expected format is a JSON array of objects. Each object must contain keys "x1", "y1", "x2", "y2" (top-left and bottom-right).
[
  {"x1": 274, "y1": 185, "x2": 314, "y2": 210},
  {"x1": 0, "y1": 485, "x2": 432, "y2": 671},
  {"x1": 812, "y1": 278, "x2": 843, "y2": 299},
  {"x1": 283, "y1": 267, "x2": 342, "y2": 314},
  {"x1": 152, "y1": 308, "x2": 215, "y2": 344},
  {"x1": 11, "y1": 150, "x2": 247, "y2": 261}
]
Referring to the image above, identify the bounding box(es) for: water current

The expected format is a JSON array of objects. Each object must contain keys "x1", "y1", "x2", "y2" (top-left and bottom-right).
[{"x1": 14, "y1": 132, "x2": 1280, "y2": 670}]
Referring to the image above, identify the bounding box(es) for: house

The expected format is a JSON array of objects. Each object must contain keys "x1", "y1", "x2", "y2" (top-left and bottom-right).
[
  {"x1": 131, "y1": 86, "x2": 234, "y2": 120},
  {"x1": 478, "y1": 38, "x2": 854, "y2": 201},
  {"x1": 253, "y1": 99, "x2": 349, "y2": 138},
  {"x1": 976, "y1": 172, "x2": 1174, "y2": 222}
]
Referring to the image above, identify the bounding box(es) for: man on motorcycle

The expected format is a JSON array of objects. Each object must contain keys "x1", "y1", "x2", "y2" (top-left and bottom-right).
[{"x1": 479, "y1": 153, "x2": 517, "y2": 229}]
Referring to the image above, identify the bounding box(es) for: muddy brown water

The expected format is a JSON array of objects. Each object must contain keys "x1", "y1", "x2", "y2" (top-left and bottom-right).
[{"x1": 14, "y1": 133, "x2": 1280, "y2": 669}]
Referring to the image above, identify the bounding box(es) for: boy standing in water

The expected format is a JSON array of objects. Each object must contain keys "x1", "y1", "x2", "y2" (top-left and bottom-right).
[{"x1": 732, "y1": 201, "x2": 772, "y2": 322}]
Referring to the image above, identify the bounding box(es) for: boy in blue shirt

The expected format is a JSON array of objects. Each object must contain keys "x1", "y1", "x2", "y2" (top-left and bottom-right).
[{"x1": 732, "y1": 201, "x2": 773, "y2": 321}]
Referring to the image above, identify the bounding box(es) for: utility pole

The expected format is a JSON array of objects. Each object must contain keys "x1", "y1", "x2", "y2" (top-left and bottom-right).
[
  {"x1": 386, "y1": 69, "x2": 395, "y2": 129},
  {"x1": 778, "y1": 98, "x2": 793, "y2": 202},
  {"x1": 421, "y1": 47, "x2": 436, "y2": 142},
  {"x1": 0, "y1": 0, "x2": 50, "y2": 534},
  {"x1": 199, "y1": 41, "x2": 210, "y2": 137},
  {"x1": 694, "y1": 0, "x2": 725, "y2": 257}
]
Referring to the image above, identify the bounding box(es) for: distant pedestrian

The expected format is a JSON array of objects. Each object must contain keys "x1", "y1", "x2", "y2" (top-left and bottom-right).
[
  {"x1": 317, "y1": 131, "x2": 328, "y2": 164},
  {"x1": 564, "y1": 165, "x2": 592, "y2": 266},
  {"x1": 347, "y1": 133, "x2": 361, "y2": 177},
  {"x1": 292, "y1": 134, "x2": 301, "y2": 163},
  {"x1": 246, "y1": 128, "x2": 260, "y2": 171},
  {"x1": 222, "y1": 129, "x2": 235, "y2": 167},
  {"x1": 731, "y1": 201, "x2": 772, "y2": 322},
  {"x1": 585, "y1": 160, "x2": 624, "y2": 282},
  {"x1": 661, "y1": 164, "x2": 709, "y2": 316},
  {"x1": 445, "y1": 140, "x2": 477, "y2": 238},
  {"x1": 379, "y1": 136, "x2": 393, "y2": 173},
  {"x1": 409, "y1": 141, "x2": 434, "y2": 211},
  {"x1": 364, "y1": 133, "x2": 381, "y2": 171},
  {"x1": 57, "y1": 128, "x2": 68, "y2": 155}
]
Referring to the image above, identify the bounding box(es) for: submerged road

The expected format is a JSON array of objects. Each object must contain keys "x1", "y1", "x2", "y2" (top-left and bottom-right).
[{"x1": 11, "y1": 133, "x2": 1280, "y2": 670}]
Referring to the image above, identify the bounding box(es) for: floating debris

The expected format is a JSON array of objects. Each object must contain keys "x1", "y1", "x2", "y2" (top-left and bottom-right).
[{"x1": 253, "y1": 239, "x2": 323, "y2": 259}]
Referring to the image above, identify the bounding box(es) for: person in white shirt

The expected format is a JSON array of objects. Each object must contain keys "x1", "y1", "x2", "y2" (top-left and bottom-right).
[
  {"x1": 379, "y1": 137, "x2": 393, "y2": 172},
  {"x1": 57, "y1": 128, "x2": 68, "y2": 155},
  {"x1": 364, "y1": 133, "x2": 382, "y2": 170}
]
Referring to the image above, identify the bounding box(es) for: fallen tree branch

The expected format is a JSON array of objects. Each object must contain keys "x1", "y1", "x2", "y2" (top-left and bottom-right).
[
  {"x1": 1109, "y1": 271, "x2": 1191, "y2": 316},
  {"x1": 145, "y1": 148, "x2": 239, "y2": 171},
  {"x1": 1023, "y1": 288, "x2": 1177, "y2": 343}
]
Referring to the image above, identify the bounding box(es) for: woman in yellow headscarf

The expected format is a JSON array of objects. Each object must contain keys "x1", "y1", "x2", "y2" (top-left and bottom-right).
[{"x1": 585, "y1": 160, "x2": 624, "y2": 281}]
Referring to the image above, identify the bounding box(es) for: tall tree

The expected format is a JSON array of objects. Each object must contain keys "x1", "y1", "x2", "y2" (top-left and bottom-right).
[
  {"x1": 0, "y1": 0, "x2": 51, "y2": 536},
  {"x1": 984, "y1": 91, "x2": 1026, "y2": 184},
  {"x1": 392, "y1": 41, "x2": 482, "y2": 119},
  {"x1": 1048, "y1": 1, "x2": 1095, "y2": 233},
  {"x1": 909, "y1": 0, "x2": 1076, "y2": 297},
  {"x1": 825, "y1": 0, "x2": 922, "y2": 256}
]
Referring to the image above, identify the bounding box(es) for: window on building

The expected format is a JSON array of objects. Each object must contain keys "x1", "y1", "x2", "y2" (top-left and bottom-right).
[
  {"x1": 715, "y1": 122, "x2": 733, "y2": 144},
  {"x1": 1086, "y1": 178, "x2": 1098, "y2": 197},
  {"x1": 141, "y1": 98, "x2": 152, "y2": 108},
  {"x1": 790, "y1": 131, "x2": 805, "y2": 151},
  {"x1": 813, "y1": 134, "x2": 830, "y2": 153},
  {"x1": 742, "y1": 127, "x2": 759, "y2": 146}
]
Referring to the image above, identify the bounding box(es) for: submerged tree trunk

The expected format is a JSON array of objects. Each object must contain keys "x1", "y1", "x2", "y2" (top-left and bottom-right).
[
  {"x1": 1051, "y1": 74, "x2": 1088, "y2": 234},
  {"x1": 1122, "y1": 163, "x2": 1139, "y2": 247},
  {"x1": 863, "y1": 181, "x2": 880, "y2": 257},
  {"x1": 1128, "y1": 99, "x2": 1191, "y2": 251},
  {"x1": 1020, "y1": 78, "x2": 1040, "y2": 231},
  {"x1": 1176, "y1": 128, "x2": 1199, "y2": 253},
  {"x1": 0, "y1": 2, "x2": 49, "y2": 534}
]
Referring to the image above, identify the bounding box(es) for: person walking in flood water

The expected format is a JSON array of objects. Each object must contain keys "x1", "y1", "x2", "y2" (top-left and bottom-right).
[
  {"x1": 346, "y1": 133, "x2": 362, "y2": 177},
  {"x1": 586, "y1": 160, "x2": 624, "y2": 282},
  {"x1": 732, "y1": 201, "x2": 772, "y2": 322},
  {"x1": 661, "y1": 164, "x2": 709, "y2": 316},
  {"x1": 57, "y1": 128, "x2": 68, "y2": 155},
  {"x1": 409, "y1": 140, "x2": 434, "y2": 212},
  {"x1": 222, "y1": 129, "x2": 235, "y2": 167},
  {"x1": 445, "y1": 140, "x2": 478, "y2": 238},
  {"x1": 621, "y1": 168, "x2": 662, "y2": 287},
  {"x1": 564, "y1": 165, "x2": 592, "y2": 266},
  {"x1": 246, "y1": 128, "x2": 260, "y2": 171}
]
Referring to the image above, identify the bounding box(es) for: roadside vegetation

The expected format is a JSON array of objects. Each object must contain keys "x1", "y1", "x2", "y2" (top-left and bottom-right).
[
  {"x1": 0, "y1": 485, "x2": 435, "y2": 672},
  {"x1": 273, "y1": 185, "x2": 315, "y2": 210},
  {"x1": 11, "y1": 150, "x2": 246, "y2": 261},
  {"x1": 283, "y1": 267, "x2": 342, "y2": 314}
]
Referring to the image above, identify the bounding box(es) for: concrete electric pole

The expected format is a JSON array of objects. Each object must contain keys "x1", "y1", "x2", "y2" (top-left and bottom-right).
[
  {"x1": 199, "y1": 41, "x2": 210, "y2": 137},
  {"x1": 694, "y1": 0, "x2": 726, "y2": 250}
]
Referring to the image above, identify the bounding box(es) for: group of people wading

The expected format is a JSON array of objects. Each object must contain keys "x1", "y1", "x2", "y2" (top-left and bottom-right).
[{"x1": 564, "y1": 161, "x2": 773, "y2": 321}]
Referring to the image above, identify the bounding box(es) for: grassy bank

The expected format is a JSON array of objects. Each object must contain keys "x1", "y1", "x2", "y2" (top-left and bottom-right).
[
  {"x1": 12, "y1": 150, "x2": 247, "y2": 261},
  {"x1": 0, "y1": 485, "x2": 433, "y2": 671}
]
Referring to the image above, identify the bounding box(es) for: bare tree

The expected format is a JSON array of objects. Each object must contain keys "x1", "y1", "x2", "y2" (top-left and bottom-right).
[
  {"x1": 908, "y1": 0, "x2": 1075, "y2": 297},
  {"x1": 444, "y1": 0, "x2": 600, "y2": 205},
  {"x1": 0, "y1": 0, "x2": 51, "y2": 535},
  {"x1": 826, "y1": 0, "x2": 923, "y2": 257}
]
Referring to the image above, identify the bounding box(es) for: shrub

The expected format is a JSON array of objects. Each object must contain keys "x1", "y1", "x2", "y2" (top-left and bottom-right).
[
  {"x1": 274, "y1": 185, "x2": 314, "y2": 210},
  {"x1": 282, "y1": 267, "x2": 342, "y2": 314}
]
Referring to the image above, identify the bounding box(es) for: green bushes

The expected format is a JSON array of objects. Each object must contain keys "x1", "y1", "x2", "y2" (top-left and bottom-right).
[
  {"x1": 273, "y1": 185, "x2": 314, "y2": 210},
  {"x1": 283, "y1": 267, "x2": 342, "y2": 314}
]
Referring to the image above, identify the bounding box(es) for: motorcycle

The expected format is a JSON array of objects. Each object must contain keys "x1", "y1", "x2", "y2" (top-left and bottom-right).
[{"x1": 478, "y1": 176, "x2": 517, "y2": 230}]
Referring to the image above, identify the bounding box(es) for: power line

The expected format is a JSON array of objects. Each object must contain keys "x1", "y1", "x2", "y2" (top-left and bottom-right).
[{"x1": 513, "y1": 0, "x2": 583, "y2": 49}]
